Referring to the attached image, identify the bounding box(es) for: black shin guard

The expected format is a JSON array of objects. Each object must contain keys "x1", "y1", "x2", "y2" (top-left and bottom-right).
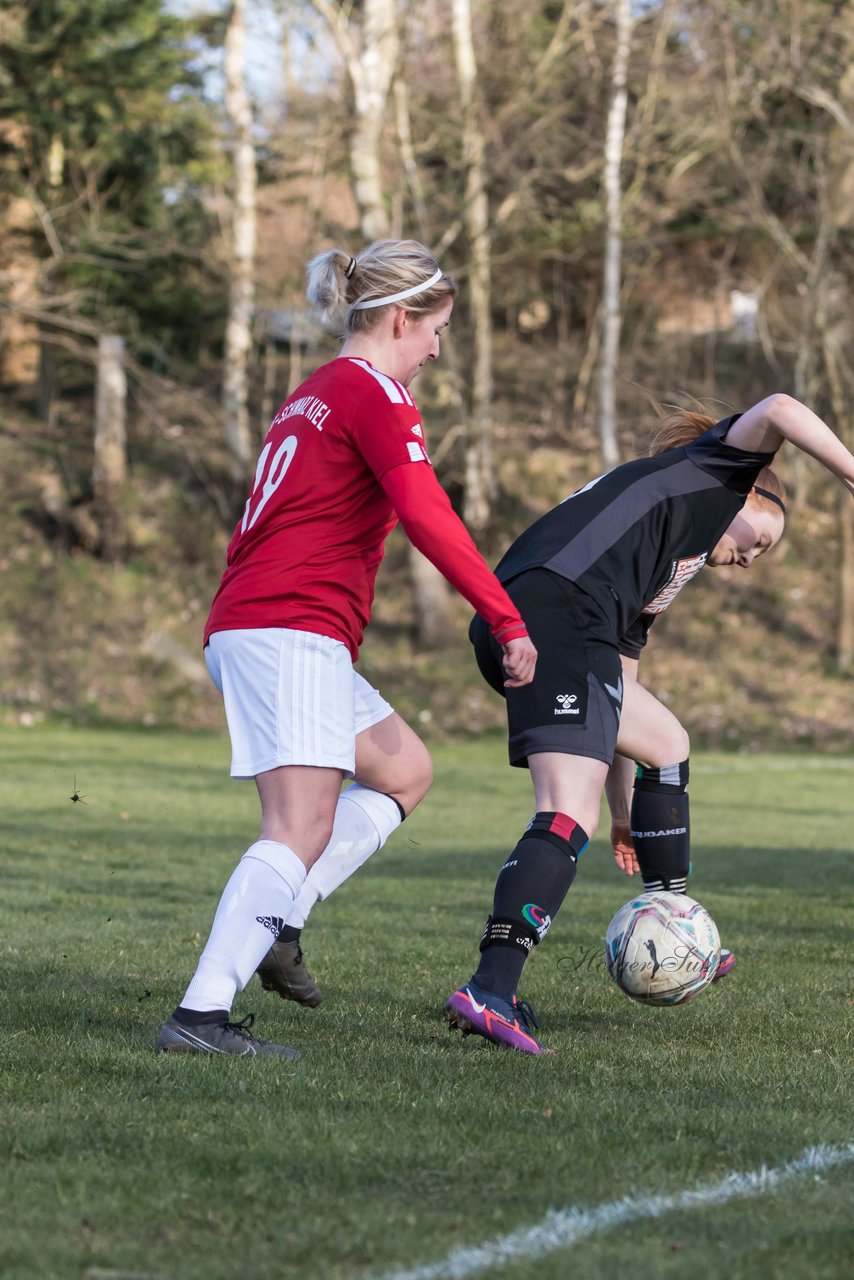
[
  {"x1": 631, "y1": 761, "x2": 691, "y2": 892},
  {"x1": 473, "y1": 812, "x2": 589, "y2": 997}
]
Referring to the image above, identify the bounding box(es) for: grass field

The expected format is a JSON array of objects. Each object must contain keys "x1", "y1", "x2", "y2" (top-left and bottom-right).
[{"x1": 1, "y1": 724, "x2": 852, "y2": 1280}]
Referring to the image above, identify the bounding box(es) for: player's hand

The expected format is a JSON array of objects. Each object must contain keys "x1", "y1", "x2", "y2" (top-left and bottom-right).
[
  {"x1": 611, "y1": 819, "x2": 639, "y2": 876},
  {"x1": 501, "y1": 635, "x2": 538, "y2": 687}
]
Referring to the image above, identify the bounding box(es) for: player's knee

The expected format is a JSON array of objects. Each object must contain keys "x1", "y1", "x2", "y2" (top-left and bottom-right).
[
  {"x1": 415, "y1": 739, "x2": 434, "y2": 796},
  {"x1": 677, "y1": 725, "x2": 690, "y2": 760},
  {"x1": 638, "y1": 724, "x2": 689, "y2": 769},
  {"x1": 395, "y1": 742, "x2": 433, "y2": 815},
  {"x1": 582, "y1": 808, "x2": 601, "y2": 841},
  {"x1": 262, "y1": 814, "x2": 336, "y2": 867}
]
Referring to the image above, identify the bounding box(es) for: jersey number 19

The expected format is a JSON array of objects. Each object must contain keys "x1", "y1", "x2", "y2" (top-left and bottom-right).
[{"x1": 240, "y1": 435, "x2": 298, "y2": 534}]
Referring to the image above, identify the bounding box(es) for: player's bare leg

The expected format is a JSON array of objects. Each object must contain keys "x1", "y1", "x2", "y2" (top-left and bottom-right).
[
  {"x1": 158, "y1": 765, "x2": 342, "y2": 1056},
  {"x1": 256, "y1": 714, "x2": 432, "y2": 1004},
  {"x1": 615, "y1": 678, "x2": 734, "y2": 979}
]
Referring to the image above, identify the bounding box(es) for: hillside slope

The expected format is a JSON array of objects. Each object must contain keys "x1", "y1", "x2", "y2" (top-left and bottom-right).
[{"x1": 0, "y1": 393, "x2": 851, "y2": 753}]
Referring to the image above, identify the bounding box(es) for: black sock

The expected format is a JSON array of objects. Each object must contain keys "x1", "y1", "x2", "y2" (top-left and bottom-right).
[
  {"x1": 472, "y1": 812, "x2": 589, "y2": 998},
  {"x1": 631, "y1": 761, "x2": 691, "y2": 892},
  {"x1": 172, "y1": 1006, "x2": 228, "y2": 1027},
  {"x1": 277, "y1": 924, "x2": 302, "y2": 944}
]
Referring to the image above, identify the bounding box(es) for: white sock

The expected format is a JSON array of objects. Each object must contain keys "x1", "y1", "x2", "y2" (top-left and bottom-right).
[
  {"x1": 180, "y1": 840, "x2": 307, "y2": 1014},
  {"x1": 287, "y1": 784, "x2": 403, "y2": 929}
]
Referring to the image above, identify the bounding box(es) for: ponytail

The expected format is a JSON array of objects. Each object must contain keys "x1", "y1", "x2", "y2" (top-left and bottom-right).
[{"x1": 306, "y1": 239, "x2": 456, "y2": 334}]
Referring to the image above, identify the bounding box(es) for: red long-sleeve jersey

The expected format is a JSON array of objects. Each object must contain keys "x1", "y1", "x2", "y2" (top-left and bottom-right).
[{"x1": 204, "y1": 357, "x2": 527, "y2": 658}]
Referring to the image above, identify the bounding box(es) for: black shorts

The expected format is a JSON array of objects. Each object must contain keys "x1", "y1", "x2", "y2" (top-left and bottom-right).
[{"x1": 470, "y1": 570, "x2": 623, "y2": 768}]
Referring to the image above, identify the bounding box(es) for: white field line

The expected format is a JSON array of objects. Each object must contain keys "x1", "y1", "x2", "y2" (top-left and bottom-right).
[{"x1": 376, "y1": 1143, "x2": 854, "y2": 1280}]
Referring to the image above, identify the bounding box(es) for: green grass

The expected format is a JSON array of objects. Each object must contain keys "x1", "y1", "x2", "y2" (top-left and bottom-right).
[{"x1": 0, "y1": 725, "x2": 852, "y2": 1280}]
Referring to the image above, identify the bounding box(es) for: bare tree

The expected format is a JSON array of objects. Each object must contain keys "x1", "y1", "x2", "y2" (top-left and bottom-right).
[
  {"x1": 820, "y1": 310, "x2": 854, "y2": 673},
  {"x1": 93, "y1": 333, "x2": 127, "y2": 562},
  {"x1": 450, "y1": 0, "x2": 494, "y2": 531},
  {"x1": 312, "y1": 0, "x2": 398, "y2": 240},
  {"x1": 311, "y1": 0, "x2": 452, "y2": 647},
  {"x1": 704, "y1": 0, "x2": 854, "y2": 668},
  {"x1": 222, "y1": 0, "x2": 257, "y2": 481},
  {"x1": 598, "y1": 0, "x2": 631, "y2": 471}
]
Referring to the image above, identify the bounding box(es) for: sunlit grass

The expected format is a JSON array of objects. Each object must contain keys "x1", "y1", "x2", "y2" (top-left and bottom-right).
[{"x1": 0, "y1": 725, "x2": 851, "y2": 1279}]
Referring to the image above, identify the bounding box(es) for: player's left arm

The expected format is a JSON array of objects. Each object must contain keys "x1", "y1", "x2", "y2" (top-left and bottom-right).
[
  {"x1": 727, "y1": 395, "x2": 854, "y2": 496},
  {"x1": 606, "y1": 654, "x2": 640, "y2": 877}
]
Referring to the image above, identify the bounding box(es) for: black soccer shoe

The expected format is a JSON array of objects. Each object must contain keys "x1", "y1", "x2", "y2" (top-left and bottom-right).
[
  {"x1": 256, "y1": 939, "x2": 323, "y2": 1007},
  {"x1": 156, "y1": 1012, "x2": 300, "y2": 1059}
]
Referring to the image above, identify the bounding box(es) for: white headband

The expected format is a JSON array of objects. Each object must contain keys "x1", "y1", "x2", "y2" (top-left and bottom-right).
[{"x1": 351, "y1": 267, "x2": 444, "y2": 310}]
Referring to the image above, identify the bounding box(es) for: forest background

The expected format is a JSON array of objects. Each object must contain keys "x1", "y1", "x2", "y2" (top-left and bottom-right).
[{"x1": 0, "y1": 0, "x2": 852, "y2": 753}]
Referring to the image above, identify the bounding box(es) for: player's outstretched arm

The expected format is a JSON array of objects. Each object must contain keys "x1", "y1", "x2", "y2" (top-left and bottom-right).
[{"x1": 727, "y1": 394, "x2": 854, "y2": 496}]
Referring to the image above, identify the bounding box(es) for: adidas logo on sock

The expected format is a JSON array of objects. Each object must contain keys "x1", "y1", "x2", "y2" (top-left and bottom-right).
[{"x1": 256, "y1": 915, "x2": 285, "y2": 937}]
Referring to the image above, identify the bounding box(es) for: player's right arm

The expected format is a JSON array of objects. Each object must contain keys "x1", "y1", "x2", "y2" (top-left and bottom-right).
[
  {"x1": 727, "y1": 395, "x2": 854, "y2": 496},
  {"x1": 347, "y1": 371, "x2": 536, "y2": 685}
]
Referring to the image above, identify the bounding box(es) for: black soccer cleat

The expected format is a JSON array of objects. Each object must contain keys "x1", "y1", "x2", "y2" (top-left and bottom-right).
[
  {"x1": 256, "y1": 939, "x2": 323, "y2": 1007},
  {"x1": 156, "y1": 1012, "x2": 300, "y2": 1059}
]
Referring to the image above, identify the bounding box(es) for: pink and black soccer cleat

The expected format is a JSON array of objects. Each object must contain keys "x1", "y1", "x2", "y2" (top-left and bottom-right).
[
  {"x1": 445, "y1": 982, "x2": 551, "y2": 1054},
  {"x1": 712, "y1": 948, "x2": 736, "y2": 981}
]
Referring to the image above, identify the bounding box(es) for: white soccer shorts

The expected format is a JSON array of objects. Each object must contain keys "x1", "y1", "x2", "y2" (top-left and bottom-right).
[{"x1": 205, "y1": 628, "x2": 394, "y2": 778}]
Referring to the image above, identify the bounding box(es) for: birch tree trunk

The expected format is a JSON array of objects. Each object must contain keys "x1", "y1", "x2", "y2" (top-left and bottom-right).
[
  {"x1": 352, "y1": 0, "x2": 397, "y2": 241},
  {"x1": 451, "y1": 0, "x2": 494, "y2": 532},
  {"x1": 312, "y1": 0, "x2": 397, "y2": 242},
  {"x1": 598, "y1": 0, "x2": 631, "y2": 471},
  {"x1": 93, "y1": 334, "x2": 127, "y2": 563},
  {"x1": 223, "y1": 0, "x2": 257, "y2": 481},
  {"x1": 313, "y1": 0, "x2": 452, "y2": 647}
]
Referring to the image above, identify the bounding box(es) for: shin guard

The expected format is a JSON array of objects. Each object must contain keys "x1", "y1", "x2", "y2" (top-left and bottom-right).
[
  {"x1": 631, "y1": 761, "x2": 690, "y2": 893},
  {"x1": 473, "y1": 812, "x2": 589, "y2": 997}
]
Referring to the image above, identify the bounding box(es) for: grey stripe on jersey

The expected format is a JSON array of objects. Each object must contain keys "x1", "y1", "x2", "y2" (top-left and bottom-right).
[{"x1": 544, "y1": 459, "x2": 720, "y2": 581}]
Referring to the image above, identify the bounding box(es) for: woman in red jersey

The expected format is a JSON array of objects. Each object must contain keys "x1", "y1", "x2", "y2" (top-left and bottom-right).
[
  {"x1": 157, "y1": 239, "x2": 537, "y2": 1058},
  {"x1": 443, "y1": 394, "x2": 854, "y2": 1054}
]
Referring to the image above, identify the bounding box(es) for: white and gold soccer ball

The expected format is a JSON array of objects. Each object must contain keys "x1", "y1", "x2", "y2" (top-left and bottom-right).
[{"x1": 604, "y1": 890, "x2": 721, "y2": 1005}]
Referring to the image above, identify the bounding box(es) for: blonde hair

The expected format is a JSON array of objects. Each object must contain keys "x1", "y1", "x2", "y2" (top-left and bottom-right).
[
  {"x1": 649, "y1": 403, "x2": 787, "y2": 518},
  {"x1": 306, "y1": 239, "x2": 457, "y2": 333}
]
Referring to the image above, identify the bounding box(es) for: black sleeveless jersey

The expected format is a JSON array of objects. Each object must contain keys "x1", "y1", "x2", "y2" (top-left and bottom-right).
[{"x1": 493, "y1": 416, "x2": 776, "y2": 658}]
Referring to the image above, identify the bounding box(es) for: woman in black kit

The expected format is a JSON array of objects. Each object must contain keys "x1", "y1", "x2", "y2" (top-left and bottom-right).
[{"x1": 445, "y1": 393, "x2": 854, "y2": 1054}]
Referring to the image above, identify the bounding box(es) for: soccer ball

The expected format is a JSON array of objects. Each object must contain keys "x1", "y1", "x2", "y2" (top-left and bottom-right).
[{"x1": 604, "y1": 890, "x2": 721, "y2": 1006}]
